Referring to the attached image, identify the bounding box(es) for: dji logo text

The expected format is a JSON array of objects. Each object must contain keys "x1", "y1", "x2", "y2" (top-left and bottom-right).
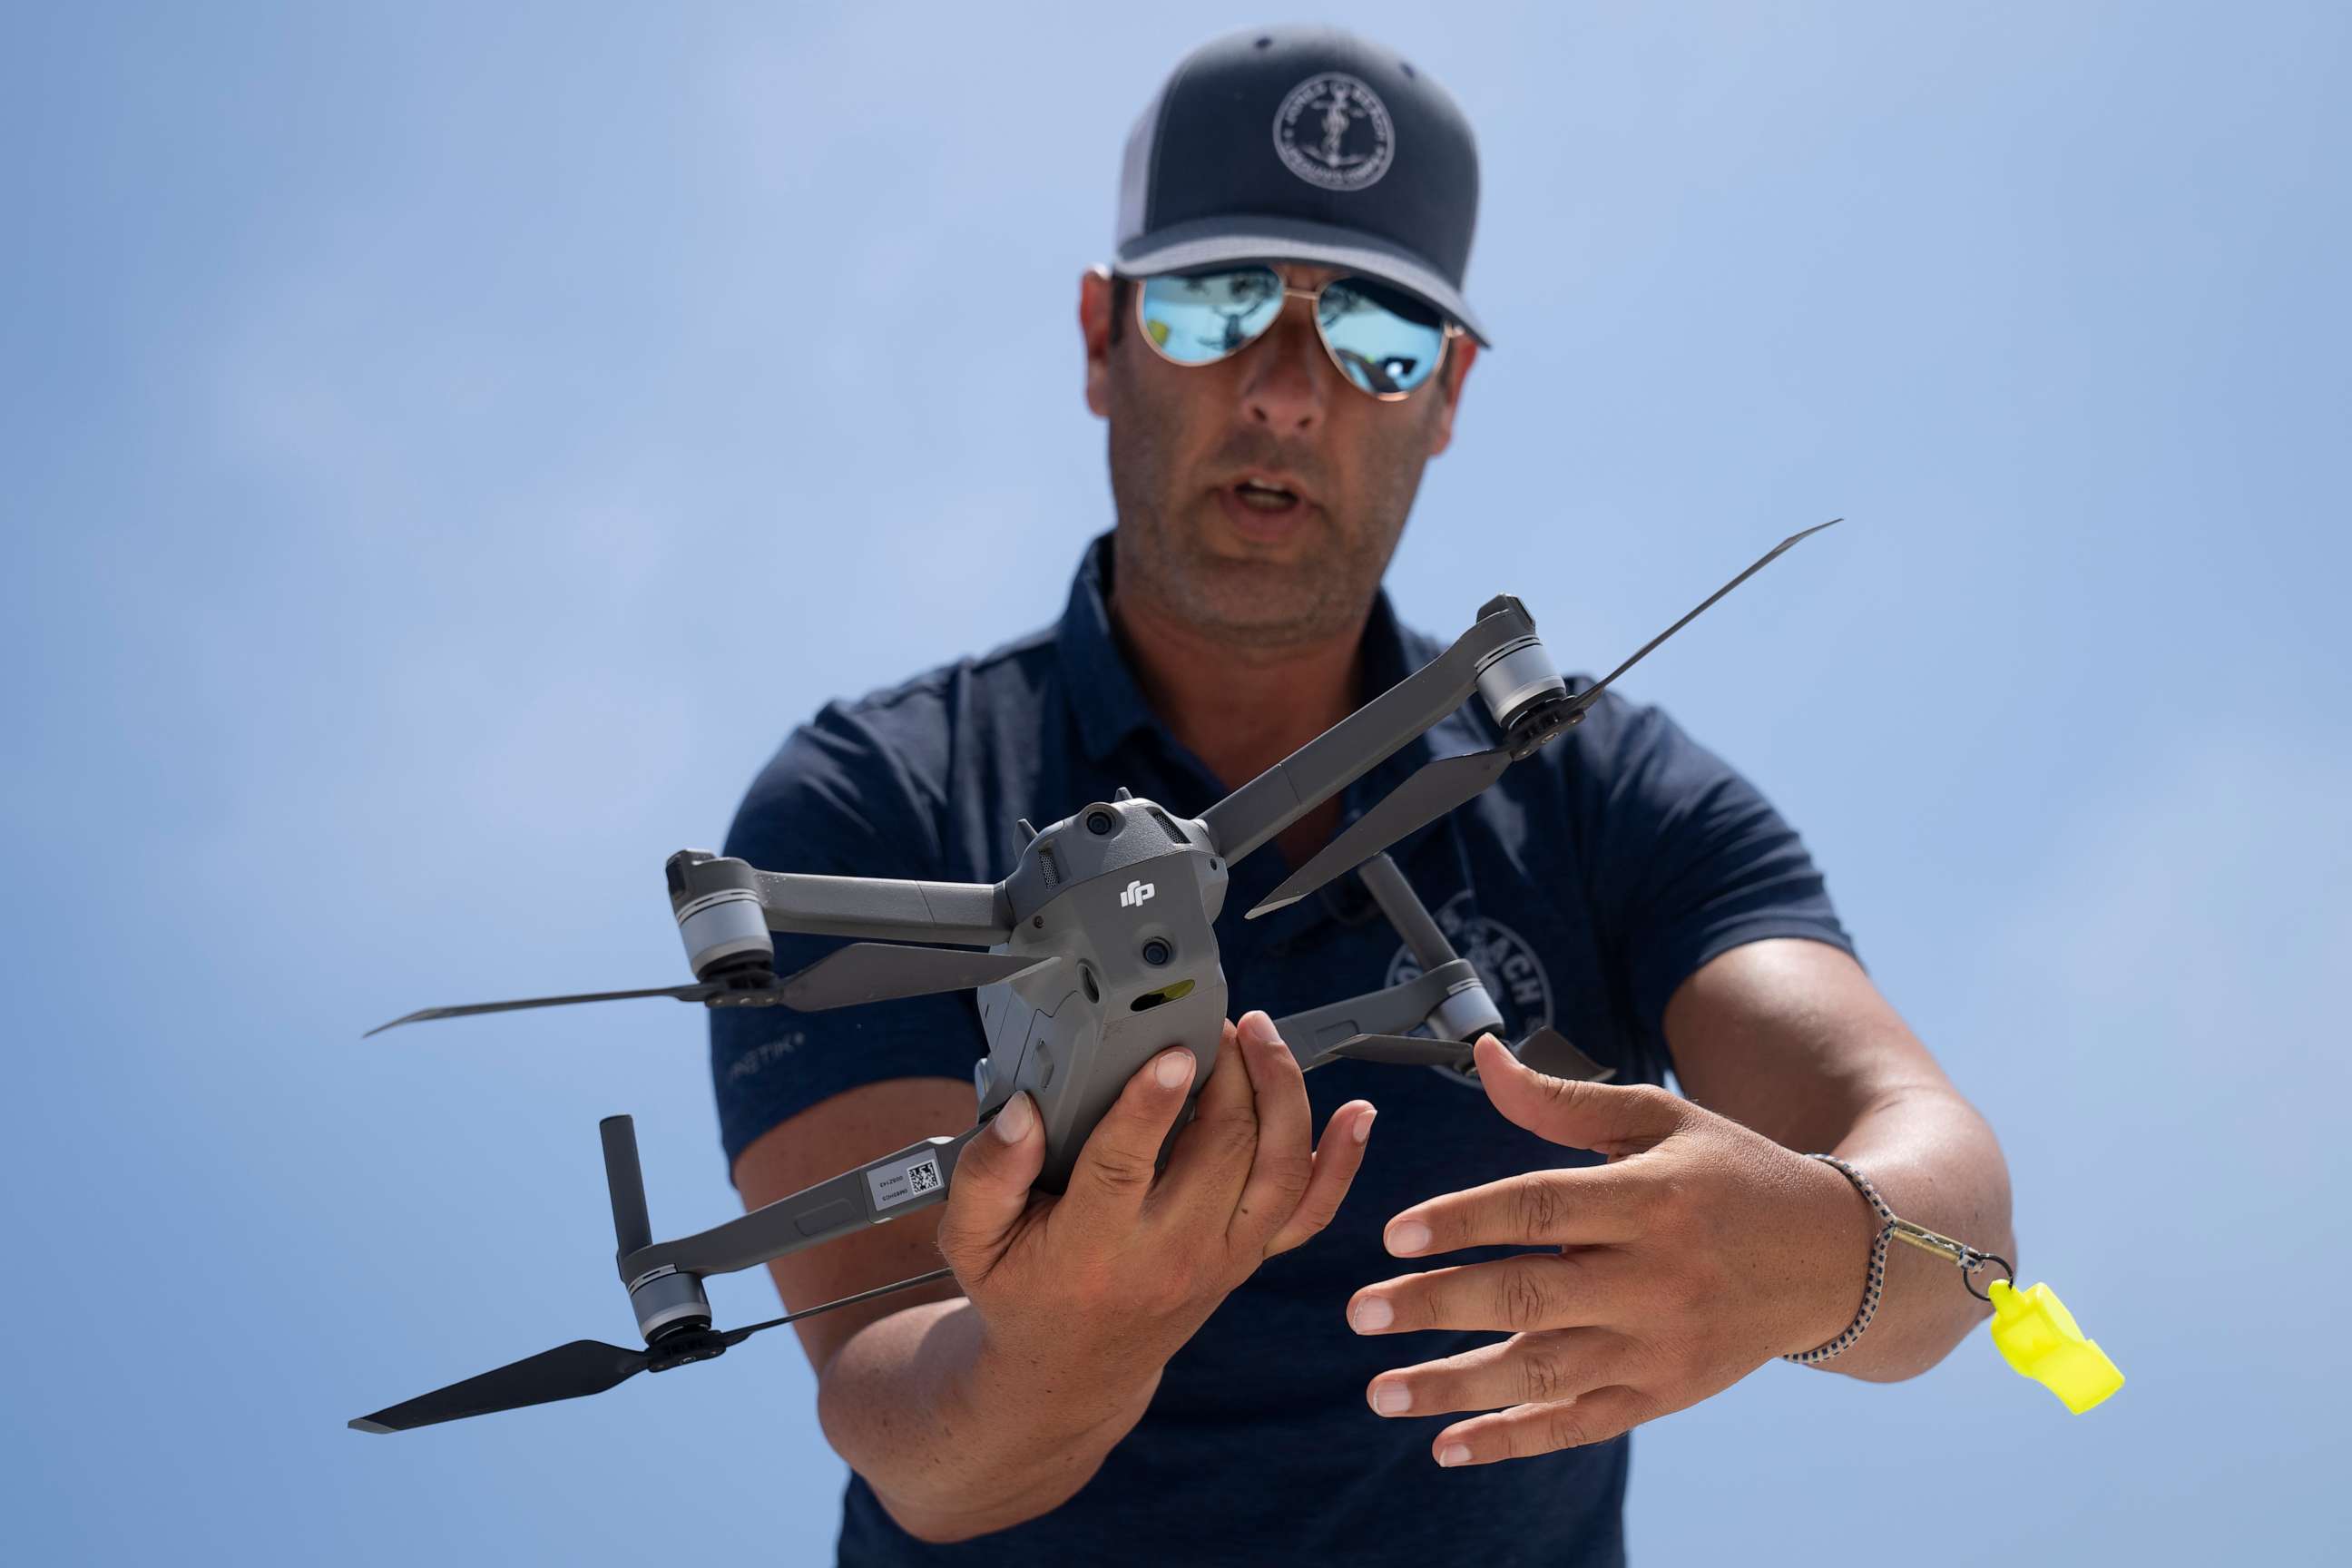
[{"x1": 1120, "y1": 880, "x2": 1157, "y2": 909}]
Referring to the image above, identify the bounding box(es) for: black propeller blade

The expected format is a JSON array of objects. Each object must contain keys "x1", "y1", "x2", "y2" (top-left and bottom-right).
[
  {"x1": 348, "y1": 1336, "x2": 677, "y2": 1433},
  {"x1": 1572, "y1": 518, "x2": 1840, "y2": 714},
  {"x1": 367, "y1": 945, "x2": 1053, "y2": 1036},
  {"x1": 349, "y1": 1266, "x2": 956, "y2": 1433},
  {"x1": 1306, "y1": 1026, "x2": 1616, "y2": 1082},
  {"x1": 1303, "y1": 1032, "x2": 1477, "y2": 1071},
  {"x1": 365, "y1": 983, "x2": 730, "y2": 1036},
  {"x1": 1248, "y1": 520, "x2": 1841, "y2": 919},
  {"x1": 774, "y1": 943, "x2": 1054, "y2": 1012},
  {"x1": 1250, "y1": 749, "x2": 1510, "y2": 918},
  {"x1": 1511, "y1": 1026, "x2": 1616, "y2": 1083}
]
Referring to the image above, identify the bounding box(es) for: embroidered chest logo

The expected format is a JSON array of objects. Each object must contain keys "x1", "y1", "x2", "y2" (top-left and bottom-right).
[
  {"x1": 1384, "y1": 891, "x2": 1553, "y2": 1088},
  {"x1": 1273, "y1": 73, "x2": 1396, "y2": 192}
]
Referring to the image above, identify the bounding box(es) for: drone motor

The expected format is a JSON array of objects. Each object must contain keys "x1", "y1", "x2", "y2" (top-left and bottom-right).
[
  {"x1": 668, "y1": 851, "x2": 777, "y2": 980},
  {"x1": 1469, "y1": 597, "x2": 1569, "y2": 731}
]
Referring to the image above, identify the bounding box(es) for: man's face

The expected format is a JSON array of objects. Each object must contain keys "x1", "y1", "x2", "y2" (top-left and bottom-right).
[{"x1": 1082, "y1": 262, "x2": 1478, "y2": 651}]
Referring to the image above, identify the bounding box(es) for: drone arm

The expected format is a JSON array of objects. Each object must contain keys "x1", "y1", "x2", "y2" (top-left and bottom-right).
[
  {"x1": 1357, "y1": 853, "x2": 1511, "y2": 1046},
  {"x1": 668, "y1": 851, "x2": 1014, "y2": 975},
  {"x1": 1275, "y1": 958, "x2": 1485, "y2": 1072},
  {"x1": 616, "y1": 1124, "x2": 985, "y2": 1285},
  {"x1": 1195, "y1": 598, "x2": 1549, "y2": 867},
  {"x1": 751, "y1": 871, "x2": 1012, "y2": 946},
  {"x1": 1357, "y1": 853, "x2": 1455, "y2": 975}
]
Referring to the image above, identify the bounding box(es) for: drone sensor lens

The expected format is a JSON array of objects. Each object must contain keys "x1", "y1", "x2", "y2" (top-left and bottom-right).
[
  {"x1": 1086, "y1": 809, "x2": 1116, "y2": 835},
  {"x1": 1142, "y1": 938, "x2": 1172, "y2": 966}
]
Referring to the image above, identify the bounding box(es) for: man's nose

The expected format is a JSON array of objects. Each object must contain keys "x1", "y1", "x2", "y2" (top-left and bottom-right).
[{"x1": 1240, "y1": 298, "x2": 1328, "y2": 433}]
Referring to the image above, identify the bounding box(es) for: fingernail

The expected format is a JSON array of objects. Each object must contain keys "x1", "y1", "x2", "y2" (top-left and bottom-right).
[
  {"x1": 1155, "y1": 1049, "x2": 1193, "y2": 1089},
  {"x1": 1350, "y1": 1297, "x2": 1394, "y2": 1333},
  {"x1": 1387, "y1": 1220, "x2": 1430, "y2": 1254},
  {"x1": 1353, "y1": 1107, "x2": 1377, "y2": 1145},
  {"x1": 1371, "y1": 1382, "x2": 1412, "y2": 1416},
  {"x1": 994, "y1": 1092, "x2": 1034, "y2": 1142},
  {"x1": 1437, "y1": 1443, "x2": 1471, "y2": 1467},
  {"x1": 1240, "y1": 1012, "x2": 1279, "y2": 1047}
]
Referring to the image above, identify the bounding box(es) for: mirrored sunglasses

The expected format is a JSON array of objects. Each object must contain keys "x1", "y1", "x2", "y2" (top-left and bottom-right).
[{"x1": 1132, "y1": 265, "x2": 1457, "y2": 399}]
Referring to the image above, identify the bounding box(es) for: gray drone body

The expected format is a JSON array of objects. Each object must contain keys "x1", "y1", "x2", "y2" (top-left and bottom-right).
[
  {"x1": 663, "y1": 592, "x2": 1575, "y2": 1200},
  {"x1": 352, "y1": 524, "x2": 1836, "y2": 1434},
  {"x1": 973, "y1": 795, "x2": 1231, "y2": 1194}
]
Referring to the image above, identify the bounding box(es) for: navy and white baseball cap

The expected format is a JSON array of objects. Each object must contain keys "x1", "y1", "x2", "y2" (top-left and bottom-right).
[{"x1": 1114, "y1": 25, "x2": 1490, "y2": 346}]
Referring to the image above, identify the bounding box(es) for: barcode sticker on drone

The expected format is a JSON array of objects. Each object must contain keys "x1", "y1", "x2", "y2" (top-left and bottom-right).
[{"x1": 866, "y1": 1150, "x2": 946, "y2": 1212}]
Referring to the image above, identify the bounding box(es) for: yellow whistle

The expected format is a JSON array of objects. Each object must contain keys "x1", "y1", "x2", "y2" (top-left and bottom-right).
[{"x1": 1986, "y1": 1279, "x2": 2123, "y2": 1413}]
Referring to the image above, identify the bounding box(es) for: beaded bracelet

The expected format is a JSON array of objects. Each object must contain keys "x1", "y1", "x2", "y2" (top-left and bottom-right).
[{"x1": 1782, "y1": 1153, "x2": 2012, "y2": 1367}]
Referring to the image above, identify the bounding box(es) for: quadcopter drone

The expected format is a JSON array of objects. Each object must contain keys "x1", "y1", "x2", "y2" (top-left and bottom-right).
[{"x1": 350, "y1": 520, "x2": 1838, "y2": 1434}]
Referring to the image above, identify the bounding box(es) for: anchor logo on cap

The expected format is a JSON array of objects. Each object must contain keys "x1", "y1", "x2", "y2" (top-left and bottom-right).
[{"x1": 1273, "y1": 72, "x2": 1396, "y2": 192}]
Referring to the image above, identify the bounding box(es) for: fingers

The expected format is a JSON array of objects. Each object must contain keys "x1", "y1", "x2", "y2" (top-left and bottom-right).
[
  {"x1": 1426, "y1": 1385, "x2": 1656, "y2": 1467},
  {"x1": 1471, "y1": 1034, "x2": 1681, "y2": 1158},
  {"x1": 1057, "y1": 1044, "x2": 1197, "y2": 1246},
  {"x1": 1152, "y1": 1017, "x2": 1260, "y2": 1219},
  {"x1": 1263, "y1": 1096, "x2": 1376, "y2": 1258},
  {"x1": 1380, "y1": 1163, "x2": 1651, "y2": 1257},
  {"x1": 1347, "y1": 1251, "x2": 1632, "y2": 1337},
  {"x1": 1224, "y1": 1012, "x2": 1315, "y2": 1245},
  {"x1": 934, "y1": 1092, "x2": 1045, "y2": 1286},
  {"x1": 1364, "y1": 1328, "x2": 1626, "y2": 1420}
]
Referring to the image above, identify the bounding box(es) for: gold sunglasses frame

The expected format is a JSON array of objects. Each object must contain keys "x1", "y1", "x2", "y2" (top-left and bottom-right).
[{"x1": 1106, "y1": 264, "x2": 1461, "y2": 402}]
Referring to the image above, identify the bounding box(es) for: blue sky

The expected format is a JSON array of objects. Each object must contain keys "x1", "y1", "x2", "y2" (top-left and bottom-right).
[{"x1": 3, "y1": 3, "x2": 2345, "y2": 1562}]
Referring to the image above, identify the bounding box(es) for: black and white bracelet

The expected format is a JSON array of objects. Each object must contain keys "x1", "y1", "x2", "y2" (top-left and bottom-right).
[{"x1": 1782, "y1": 1153, "x2": 2012, "y2": 1367}]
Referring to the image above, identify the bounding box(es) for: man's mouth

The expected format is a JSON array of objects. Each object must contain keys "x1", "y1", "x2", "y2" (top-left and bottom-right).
[{"x1": 1230, "y1": 477, "x2": 1301, "y2": 514}]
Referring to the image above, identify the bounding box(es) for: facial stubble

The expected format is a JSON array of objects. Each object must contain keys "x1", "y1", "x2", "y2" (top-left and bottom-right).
[{"x1": 1104, "y1": 348, "x2": 1444, "y2": 652}]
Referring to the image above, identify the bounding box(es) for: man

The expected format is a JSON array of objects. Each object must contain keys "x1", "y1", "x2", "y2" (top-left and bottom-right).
[{"x1": 712, "y1": 24, "x2": 2012, "y2": 1565}]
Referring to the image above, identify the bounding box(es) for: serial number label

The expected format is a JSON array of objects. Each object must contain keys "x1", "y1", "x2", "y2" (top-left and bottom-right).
[{"x1": 866, "y1": 1152, "x2": 945, "y2": 1211}]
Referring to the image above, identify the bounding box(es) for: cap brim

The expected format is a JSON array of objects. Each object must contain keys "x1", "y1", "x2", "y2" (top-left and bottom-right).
[{"x1": 1114, "y1": 215, "x2": 1491, "y2": 348}]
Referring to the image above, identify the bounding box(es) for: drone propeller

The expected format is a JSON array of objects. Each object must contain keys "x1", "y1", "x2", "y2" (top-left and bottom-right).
[
  {"x1": 1510, "y1": 1026, "x2": 1616, "y2": 1083},
  {"x1": 348, "y1": 1334, "x2": 724, "y2": 1433},
  {"x1": 364, "y1": 944, "x2": 1052, "y2": 1036},
  {"x1": 1315, "y1": 1025, "x2": 1616, "y2": 1082},
  {"x1": 1249, "y1": 520, "x2": 1840, "y2": 918},
  {"x1": 1315, "y1": 1033, "x2": 1478, "y2": 1069},
  {"x1": 348, "y1": 1262, "x2": 958, "y2": 1433}
]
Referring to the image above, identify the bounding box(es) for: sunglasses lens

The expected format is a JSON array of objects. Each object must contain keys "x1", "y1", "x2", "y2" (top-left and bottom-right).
[
  {"x1": 1138, "y1": 268, "x2": 1285, "y2": 364},
  {"x1": 1318, "y1": 278, "x2": 1447, "y2": 396}
]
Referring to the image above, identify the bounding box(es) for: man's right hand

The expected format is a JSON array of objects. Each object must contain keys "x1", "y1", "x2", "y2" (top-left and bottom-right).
[{"x1": 935, "y1": 1009, "x2": 1376, "y2": 1400}]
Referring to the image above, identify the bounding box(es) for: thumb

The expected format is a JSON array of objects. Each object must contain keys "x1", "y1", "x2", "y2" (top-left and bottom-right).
[
  {"x1": 936, "y1": 1092, "x2": 1045, "y2": 1281},
  {"x1": 1470, "y1": 1034, "x2": 1678, "y2": 1157}
]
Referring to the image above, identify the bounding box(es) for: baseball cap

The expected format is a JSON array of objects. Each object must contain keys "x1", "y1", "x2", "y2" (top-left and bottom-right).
[{"x1": 1113, "y1": 24, "x2": 1490, "y2": 347}]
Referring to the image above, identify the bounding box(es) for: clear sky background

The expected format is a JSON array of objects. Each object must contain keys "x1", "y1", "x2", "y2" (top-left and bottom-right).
[{"x1": 4, "y1": 3, "x2": 2345, "y2": 1563}]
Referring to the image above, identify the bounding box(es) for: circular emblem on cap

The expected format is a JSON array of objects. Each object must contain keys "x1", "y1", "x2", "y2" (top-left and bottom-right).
[{"x1": 1272, "y1": 73, "x2": 1395, "y2": 192}]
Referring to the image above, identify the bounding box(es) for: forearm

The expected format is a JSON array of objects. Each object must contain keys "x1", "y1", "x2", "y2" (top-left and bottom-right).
[
  {"x1": 816, "y1": 1296, "x2": 1161, "y2": 1544},
  {"x1": 1808, "y1": 1083, "x2": 2014, "y2": 1381}
]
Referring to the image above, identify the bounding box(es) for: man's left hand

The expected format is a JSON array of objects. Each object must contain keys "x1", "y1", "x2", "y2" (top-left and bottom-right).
[{"x1": 1348, "y1": 1034, "x2": 1878, "y2": 1467}]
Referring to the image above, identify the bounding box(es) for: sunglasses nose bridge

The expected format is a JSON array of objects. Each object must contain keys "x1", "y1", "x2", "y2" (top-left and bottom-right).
[{"x1": 1237, "y1": 293, "x2": 1338, "y2": 426}]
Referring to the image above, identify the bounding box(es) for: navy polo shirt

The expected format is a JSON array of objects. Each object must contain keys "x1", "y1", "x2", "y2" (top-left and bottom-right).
[{"x1": 710, "y1": 532, "x2": 1857, "y2": 1566}]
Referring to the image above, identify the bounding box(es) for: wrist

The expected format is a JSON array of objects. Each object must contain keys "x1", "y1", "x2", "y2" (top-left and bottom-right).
[
  {"x1": 851, "y1": 1309, "x2": 1161, "y2": 1545},
  {"x1": 965, "y1": 1318, "x2": 1164, "y2": 1446},
  {"x1": 1782, "y1": 1149, "x2": 1886, "y2": 1357}
]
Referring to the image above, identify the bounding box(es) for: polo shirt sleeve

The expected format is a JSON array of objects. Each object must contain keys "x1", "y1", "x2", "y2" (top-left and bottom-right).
[
  {"x1": 1578, "y1": 691, "x2": 1859, "y2": 1077},
  {"x1": 707, "y1": 701, "x2": 988, "y2": 1182}
]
